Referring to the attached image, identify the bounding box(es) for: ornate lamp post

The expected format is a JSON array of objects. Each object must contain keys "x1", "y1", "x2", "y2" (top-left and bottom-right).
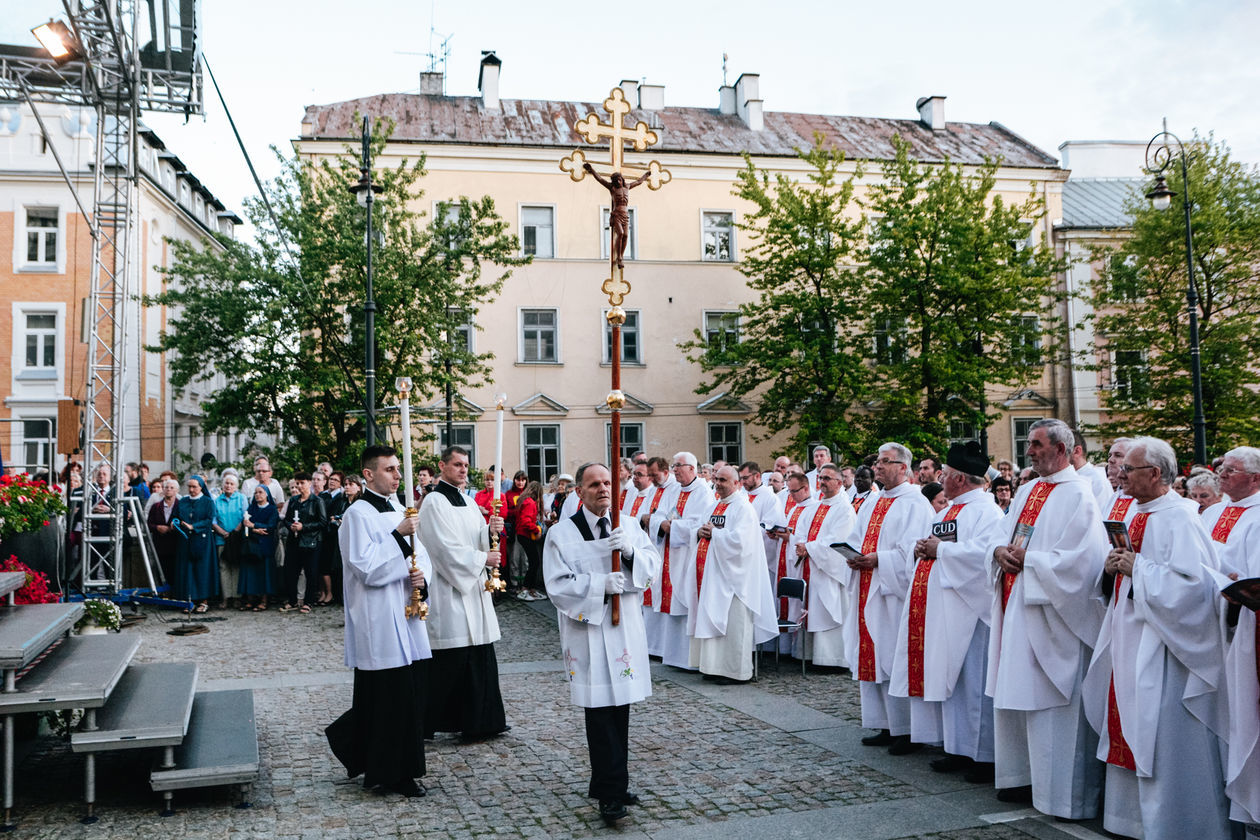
[
  {"x1": 349, "y1": 116, "x2": 384, "y2": 446},
  {"x1": 1144, "y1": 126, "x2": 1207, "y2": 464}
]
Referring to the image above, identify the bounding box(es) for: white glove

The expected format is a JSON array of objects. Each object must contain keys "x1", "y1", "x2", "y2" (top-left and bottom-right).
[
  {"x1": 606, "y1": 526, "x2": 634, "y2": 558},
  {"x1": 603, "y1": 572, "x2": 627, "y2": 594}
]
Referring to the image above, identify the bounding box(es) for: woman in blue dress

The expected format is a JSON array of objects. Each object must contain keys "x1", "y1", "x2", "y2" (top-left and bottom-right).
[
  {"x1": 240, "y1": 485, "x2": 279, "y2": 610},
  {"x1": 174, "y1": 475, "x2": 219, "y2": 612}
]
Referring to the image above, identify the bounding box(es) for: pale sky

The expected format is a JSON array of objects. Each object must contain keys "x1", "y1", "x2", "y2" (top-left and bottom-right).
[{"x1": 6, "y1": 0, "x2": 1258, "y2": 233}]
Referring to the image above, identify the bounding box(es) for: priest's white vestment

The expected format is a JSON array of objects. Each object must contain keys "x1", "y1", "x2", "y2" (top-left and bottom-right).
[
  {"x1": 798, "y1": 493, "x2": 858, "y2": 667},
  {"x1": 647, "y1": 477, "x2": 711, "y2": 668}
]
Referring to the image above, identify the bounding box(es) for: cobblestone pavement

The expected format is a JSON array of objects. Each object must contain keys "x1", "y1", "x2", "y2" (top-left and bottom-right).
[{"x1": 8, "y1": 599, "x2": 1102, "y2": 840}]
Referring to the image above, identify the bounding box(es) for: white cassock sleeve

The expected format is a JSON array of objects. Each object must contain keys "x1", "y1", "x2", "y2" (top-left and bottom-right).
[{"x1": 418, "y1": 493, "x2": 489, "y2": 594}]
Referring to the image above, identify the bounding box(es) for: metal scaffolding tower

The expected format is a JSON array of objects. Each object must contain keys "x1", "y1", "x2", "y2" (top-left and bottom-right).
[{"x1": 0, "y1": 0, "x2": 203, "y2": 591}]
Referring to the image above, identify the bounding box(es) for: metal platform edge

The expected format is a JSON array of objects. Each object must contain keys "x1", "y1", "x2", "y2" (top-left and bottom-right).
[
  {"x1": 70, "y1": 661, "x2": 199, "y2": 752},
  {"x1": 0, "y1": 633, "x2": 139, "y2": 714}
]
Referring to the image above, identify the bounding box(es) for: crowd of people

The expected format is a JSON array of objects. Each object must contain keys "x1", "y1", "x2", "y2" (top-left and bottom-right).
[{"x1": 50, "y1": 425, "x2": 1260, "y2": 838}]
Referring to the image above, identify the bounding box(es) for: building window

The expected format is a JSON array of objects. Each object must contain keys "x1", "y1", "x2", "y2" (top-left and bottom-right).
[
  {"x1": 948, "y1": 419, "x2": 978, "y2": 447},
  {"x1": 1112, "y1": 349, "x2": 1150, "y2": 405},
  {"x1": 702, "y1": 211, "x2": 734, "y2": 261},
  {"x1": 523, "y1": 424, "x2": 560, "y2": 484},
  {"x1": 25, "y1": 208, "x2": 58, "y2": 265},
  {"x1": 1013, "y1": 417, "x2": 1044, "y2": 469},
  {"x1": 521, "y1": 205, "x2": 555, "y2": 258},
  {"x1": 21, "y1": 418, "x2": 55, "y2": 471},
  {"x1": 439, "y1": 423, "x2": 477, "y2": 467},
  {"x1": 607, "y1": 422, "x2": 644, "y2": 464},
  {"x1": 449, "y1": 308, "x2": 474, "y2": 354},
  {"x1": 1107, "y1": 254, "x2": 1142, "y2": 302},
  {"x1": 873, "y1": 317, "x2": 907, "y2": 365},
  {"x1": 23, "y1": 313, "x2": 57, "y2": 369},
  {"x1": 520, "y1": 309, "x2": 558, "y2": 363},
  {"x1": 704, "y1": 311, "x2": 739, "y2": 363},
  {"x1": 435, "y1": 201, "x2": 466, "y2": 250},
  {"x1": 1010, "y1": 316, "x2": 1042, "y2": 366},
  {"x1": 601, "y1": 207, "x2": 636, "y2": 261},
  {"x1": 603, "y1": 309, "x2": 641, "y2": 364},
  {"x1": 707, "y1": 422, "x2": 743, "y2": 464}
]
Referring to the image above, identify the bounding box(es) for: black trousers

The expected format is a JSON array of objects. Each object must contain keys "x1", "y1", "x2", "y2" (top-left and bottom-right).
[
  {"x1": 520, "y1": 534, "x2": 543, "y2": 590},
  {"x1": 284, "y1": 545, "x2": 320, "y2": 606},
  {"x1": 425, "y1": 643, "x2": 508, "y2": 738},
  {"x1": 584, "y1": 704, "x2": 630, "y2": 801},
  {"x1": 325, "y1": 660, "x2": 427, "y2": 788}
]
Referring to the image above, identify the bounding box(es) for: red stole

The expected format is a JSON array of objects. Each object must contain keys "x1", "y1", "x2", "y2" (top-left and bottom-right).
[
  {"x1": 853, "y1": 493, "x2": 867, "y2": 514},
  {"x1": 1106, "y1": 511, "x2": 1149, "y2": 771},
  {"x1": 657, "y1": 490, "x2": 691, "y2": 612},
  {"x1": 1108, "y1": 495, "x2": 1134, "y2": 521},
  {"x1": 856, "y1": 496, "x2": 896, "y2": 682},
  {"x1": 641, "y1": 485, "x2": 669, "y2": 608},
  {"x1": 619, "y1": 489, "x2": 627, "y2": 509},
  {"x1": 1211, "y1": 505, "x2": 1246, "y2": 543},
  {"x1": 778, "y1": 505, "x2": 808, "y2": 620},
  {"x1": 1001, "y1": 481, "x2": 1058, "y2": 612},
  {"x1": 694, "y1": 502, "x2": 731, "y2": 598},
  {"x1": 906, "y1": 503, "x2": 966, "y2": 697},
  {"x1": 798, "y1": 503, "x2": 834, "y2": 629}
]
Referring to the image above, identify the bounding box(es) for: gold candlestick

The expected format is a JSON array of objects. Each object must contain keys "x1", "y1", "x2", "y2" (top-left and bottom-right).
[
  {"x1": 485, "y1": 498, "x2": 508, "y2": 593},
  {"x1": 404, "y1": 507, "x2": 428, "y2": 619}
]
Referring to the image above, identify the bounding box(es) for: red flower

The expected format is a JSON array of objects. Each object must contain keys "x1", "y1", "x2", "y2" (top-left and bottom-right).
[{"x1": 42, "y1": 520, "x2": 49, "y2": 527}]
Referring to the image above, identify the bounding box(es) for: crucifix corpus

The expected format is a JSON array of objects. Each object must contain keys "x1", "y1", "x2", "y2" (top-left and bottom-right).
[{"x1": 560, "y1": 87, "x2": 671, "y2": 625}]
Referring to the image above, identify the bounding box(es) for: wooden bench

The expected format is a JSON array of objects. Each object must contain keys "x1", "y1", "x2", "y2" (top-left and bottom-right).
[
  {"x1": 70, "y1": 662, "x2": 198, "y2": 821},
  {"x1": 149, "y1": 689, "x2": 259, "y2": 815}
]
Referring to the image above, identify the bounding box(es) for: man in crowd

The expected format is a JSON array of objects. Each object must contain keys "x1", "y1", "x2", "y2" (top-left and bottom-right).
[
  {"x1": 794, "y1": 463, "x2": 857, "y2": 669},
  {"x1": 895, "y1": 442, "x2": 1004, "y2": 781},
  {"x1": 1103, "y1": 438, "x2": 1139, "y2": 528},
  {"x1": 841, "y1": 466, "x2": 857, "y2": 501},
  {"x1": 620, "y1": 461, "x2": 654, "y2": 520},
  {"x1": 1070, "y1": 429, "x2": 1112, "y2": 508},
  {"x1": 543, "y1": 462, "x2": 660, "y2": 826},
  {"x1": 646, "y1": 452, "x2": 711, "y2": 669},
  {"x1": 805, "y1": 445, "x2": 831, "y2": 498},
  {"x1": 1082, "y1": 436, "x2": 1229, "y2": 839},
  {"x1": 986, "y1": 419, "x2": 1106, "y2": 820},
  {"x1": 418, "y1": 446, "x2": 509, "y2": 741},
  {"x1": 683, "y1": 466, "x2": 777, "y2": 684},
  {"x1": 847, "y1": 443, "x2": 935, "y2": 753},
  {"x1": 851, "y1": 466, "x2": 876, "y2": 514},
  {"x1": 326, "y1": 445, "x2": 431, "y2": 798},
  {"x1": 917, "y1": 458, "x2": 942, "y2": 486},
  {"x1": 762, "y1": 455, "x2": 791, "y2": 487}
]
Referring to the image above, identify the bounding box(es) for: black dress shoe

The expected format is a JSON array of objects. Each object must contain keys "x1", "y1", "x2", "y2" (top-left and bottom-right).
[
  {"x1": 622, "y1": 792, "x2": 641, "y2": 806},
  {"x1": 860, "y1": 729, "x2": 893, "y2": 746},
  {"x1": 996, "y1": 784, "x2": 1033, "y2": 803},
  {"x1": 599, "y1": 799, "x2": 628, "y2": 824},
  {"x1": 930, "y1": 755, "x2": 973, "y2": 774},
  {"x1": 964, "y1": 762, "x2": 995, "y2": 784},
  {"x1": 377, "y1": 779, "x2": 426, "y2": 798},
  {"x1": 887, "y1": 736, "x2": 923, "y2": 756}
]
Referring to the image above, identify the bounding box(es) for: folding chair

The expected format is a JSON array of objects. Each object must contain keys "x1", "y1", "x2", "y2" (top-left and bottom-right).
[{"x1": 755, "y1": 577, "x2": 808, "y2": 678}]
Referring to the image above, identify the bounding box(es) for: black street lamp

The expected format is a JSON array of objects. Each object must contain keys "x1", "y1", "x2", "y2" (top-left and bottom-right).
[
  {"x1": 349, "y1": 116, "x2": 384, "y2": 446},
  {"x1": 1144, "y1": 126, "x2": 1207, "y2": 464}
]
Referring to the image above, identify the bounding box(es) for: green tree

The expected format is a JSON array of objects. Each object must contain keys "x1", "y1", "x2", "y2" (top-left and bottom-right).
[
  {"x1": 1090, "y1": 133, "x2": 1260, "y2": 458},
  {"x1": 145, "y1": 119, "x2": 526, "y2": 472},
  {"x1": 683, "y1": 137, "x2": 872, "y2": 463},
  {"x1": 860, "y1": 135, "x2": 1066, "y2": 457}
]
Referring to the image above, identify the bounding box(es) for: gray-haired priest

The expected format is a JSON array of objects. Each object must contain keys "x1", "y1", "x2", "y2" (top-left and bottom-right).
[{"x1": 544, "y1": 462, "x2": 661, "y2": 827}]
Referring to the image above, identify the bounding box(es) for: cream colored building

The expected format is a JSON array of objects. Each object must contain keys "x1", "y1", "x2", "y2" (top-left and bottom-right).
[
  {"x1": 0, "y1": 100, "x2": 246, "y2": 475},
  {"x1": 296, "y1": 55, "x2": 1071, "y2": 480}
]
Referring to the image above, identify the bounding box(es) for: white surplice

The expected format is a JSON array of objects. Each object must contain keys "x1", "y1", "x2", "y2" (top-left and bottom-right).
[
  {"x1": 416, "y1": 481, "x2": 501, "y2": 649},
  {"x1": 647, "y1": 477, "x2": 711, "y2": 668},
  {"x1": 1075, "y1": 463, "x2": 1113, "y2": 510},
  {"x1": 889, "y1": 487, "x2": 1003, "y2": 756},
  {"x1": 798, "y1": 493, "x2": 858, "y2": 667},
  {"x1": 634, "y1": 480, "x2": 674, "y2": 657},
  {"x1": 986, "y1": 467, "x2": 1106, "y2": 820},
  {"x1": 339, "y1": 492, "x2": 433, "y2": 670},
  {"x1": 766, "y1": 495, "x2": 813, "y2": 655},
  {"x1": 1081, "y1": 491, "x2": 1230, "y2": 840},
  {"x1": 543, "y1": 507, "x2": 661, "y2": 708}
]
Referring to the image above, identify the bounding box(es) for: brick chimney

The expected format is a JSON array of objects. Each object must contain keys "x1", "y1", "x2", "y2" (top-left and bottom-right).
[
  {"x1": 479, "y1": 51, "x2": 502, "y2": 110},
  {"x1": 916, "y1": 95, "x2": 945, "y2": 130},
  {"x1": 735, "y1": 73, "x2": 762, "y2": 130},
  {"x1": 419, "y1": 71, "x2": 443, "y2": 95}
]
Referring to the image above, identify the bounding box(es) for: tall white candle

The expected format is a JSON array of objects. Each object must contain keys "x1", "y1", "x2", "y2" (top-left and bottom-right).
[
  {"x1": 492, "y1": 393, "x2": 507, "y2": 504},
  {"x1": 396, "y1": 378, "x2": 415, "y2": 508}
]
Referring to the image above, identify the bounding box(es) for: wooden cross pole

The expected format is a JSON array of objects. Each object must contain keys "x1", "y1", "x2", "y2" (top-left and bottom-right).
[{"x1": 560, "y1": 87, "x2": 672, "y2": 625}]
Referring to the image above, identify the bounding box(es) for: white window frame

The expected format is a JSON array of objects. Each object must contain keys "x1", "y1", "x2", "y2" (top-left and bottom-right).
[
  {"x1": 521, "y1": 423, "x2": 562, "y2": 485},
  {"x1": 450, "y1": 308, "x2": 475, "y2": 355},
  {"x1": 948, "y1": 419, "x2": 979, "y2": 447},
  {"x1": 21, "y1": 207, "x2": 60, "y2": 269},
  {"x1": 518, "y1": 307, "x2": 560, "y2": 364},
  {"x1": 873, "y1": 316, "x2": 908, "y2": 365},
  {"x1": 1110, "y1": 348, "x2": 1151, "y2": 405},
  {"x1": 519, "y1": 204, "x2": 556, "y2": 259},
  {"x1": 703, "y1": 310, "x2": 740, "y2": 361},
  {"x1": 602, "y1": 308, "x2": 642, "y2": 365},
  {"x1": 707, "y1": 421, "x2": 744, "y2": 465},
  {"x1": 13, "y1": 416, "x2": 55, "y2": 474},
  {"x1": 1011, "y1": 417, "x2": 1045, "y2": 470},
  {"x1": 606, "y1": 422, "x2": 645, "y2": 464},
  {"x1": 700, "y1": 210, "x2": 736, "y2": 262},
  {"x1": 600, "y1": 206, "x2": 637, "y2": 262},
  {"x1": 439, "y1": 423, "x2": 477, "y2": 467},
  {"x1": 1011, "y1": 315, "x2": 1042, "y2": 366},
  {"x1": 10, "y1": 302, "x2": 66, "y2": 386}
]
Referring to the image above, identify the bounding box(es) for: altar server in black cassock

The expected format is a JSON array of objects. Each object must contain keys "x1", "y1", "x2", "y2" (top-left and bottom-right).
[{"x1": 325, "y1": 445, "x2": 432, "y2": 797}]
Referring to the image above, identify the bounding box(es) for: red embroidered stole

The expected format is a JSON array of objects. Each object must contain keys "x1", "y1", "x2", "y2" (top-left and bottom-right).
[
  {"x1": 906, "y1": 503, "x2": 966, "y2": 697},
  {"x1": 657, "y1": 490, "x2": 692, "y2": 612},
  {"x1": 629, "y1": 493, "x2": 646, "y2": 517},
  {"x1": 1001, "y1": 481, "x2": 1058, "y2": 612},
  {"x1": 694, "y1": 502, "x2": 731, "y2": 597},
  {"x1": 853, "y1": 494, "x2": 867, "y2": 514},
  {"x1": 857, "y1": 496, "x2": 896, "y2": 682},
  {"x1": 619, "y1": 489, "x2": 626, "y2": 510},
  {"x1": 642, "y1": 486, "x2": 669, "y2": 608},
  {"x1": 1211, "y1": 506, "x2": 1246, "y2": 543},
  {"x1": 797, "y1": 503, "x2": 835, "y2": 629},
  {"x1": 1106, "y1": 511, "x2": 1149, "y2": 771},
  {"x1": 778, "y1": 505, "x2": 809, "y2": 620},
  {"x1": 1108, "y1": 495, "x2": 1134, "y2": 521}
]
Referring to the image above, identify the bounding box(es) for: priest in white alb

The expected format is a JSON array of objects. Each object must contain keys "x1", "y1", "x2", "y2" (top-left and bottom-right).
[
  {"x1": 846, "y1": 443, "x2": 935, "y2": 752},
  {"x1": 765, "y1": 471, "x2": 815, "y2": 655},
  {"x1": 1081, "y1": 436, "x2": 1229, "y2": 840},
  {"x1": 681, "y1": 466, "x2": 778, "y2": 683},
  {"x1": 892, "y1": 441, "x2": 1004, "y2": 781},
  {"x1": 645, "y1": 452, "x2": 711, "y2": 669},
  {"x1": 794, "y1": 463, "x2": 857, "y2": 668},
  {"x1": 636, "y1": 456, "x2": 675, "y2": 657},
  {"x1": 543, "y1": 462, "x2": 661, "y2": 827},
  {"x1": 986, "y1": 419, "x2": 1106, "y2": 819}
]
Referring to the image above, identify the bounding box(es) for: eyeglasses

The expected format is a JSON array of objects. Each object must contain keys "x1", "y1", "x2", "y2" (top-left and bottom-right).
[
  {"x1": 1120, "y1": 464, "x2": 1156, "y2": 475},
  {"x1": 819, "y1": 476, "x2": 840, "y2": 482},
  {"x1": 876, "y1": 457, "x2": 905, "y2": 466},
  {"x1": 1219, "y1": 465, "x2": 1250, "y2": 477}
]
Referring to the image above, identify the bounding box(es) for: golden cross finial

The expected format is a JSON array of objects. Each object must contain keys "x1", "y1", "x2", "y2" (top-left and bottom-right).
[
  {"x1": 602, "y1": 268, "x2": 631, "y2": 306},
  {"x1": 559, "y1": 87, "x2": 672, "y2": 189}
]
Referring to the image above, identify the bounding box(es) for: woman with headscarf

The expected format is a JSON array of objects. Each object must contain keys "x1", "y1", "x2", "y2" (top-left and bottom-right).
[
  {"x1": 174, "y1": 474, "x2": 219, "y2": 613},
  {"x1": 241, "y1": 484, "x2": 278, "y2": 610}
]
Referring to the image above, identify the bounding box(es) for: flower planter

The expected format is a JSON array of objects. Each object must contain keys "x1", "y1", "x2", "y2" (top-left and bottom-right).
[{"x1": 0, "y1": 521, "x2": 62, "y2": 587}]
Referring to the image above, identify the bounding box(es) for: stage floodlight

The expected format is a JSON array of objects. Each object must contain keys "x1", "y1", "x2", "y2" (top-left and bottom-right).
[{"x1": 32, "y1": 20, "x2": 83, "y2": 64}]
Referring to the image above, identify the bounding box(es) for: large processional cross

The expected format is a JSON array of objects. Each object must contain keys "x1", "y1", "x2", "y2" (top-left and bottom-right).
[{"x1": 559, "y1": 88, "x2": 672, "y2": 625}]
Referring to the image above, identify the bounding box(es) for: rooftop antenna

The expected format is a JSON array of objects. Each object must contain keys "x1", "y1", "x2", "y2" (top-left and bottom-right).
[{"x1": 722, "y1": 52, "x2": 728, "y2": 86}]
